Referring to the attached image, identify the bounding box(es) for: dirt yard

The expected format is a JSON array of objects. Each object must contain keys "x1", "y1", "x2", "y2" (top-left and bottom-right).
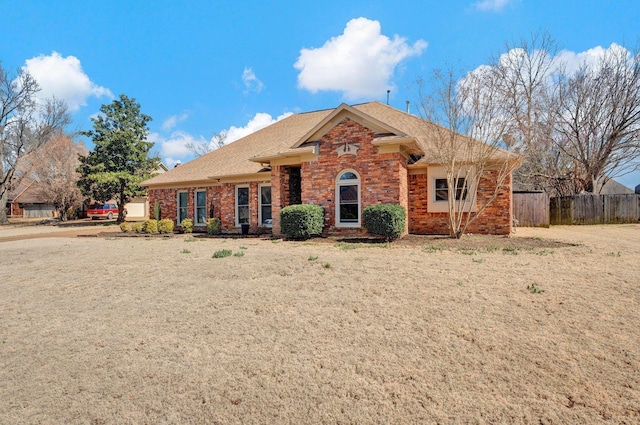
[{"x1": 1, "y1": 223, "x2": 639, "y2": 424}]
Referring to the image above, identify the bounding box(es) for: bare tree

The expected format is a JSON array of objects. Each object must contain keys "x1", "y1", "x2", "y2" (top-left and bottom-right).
[
  {"x1": 418, "y1": 69, "x2": 522, "y2": 238},
  {"x1": 185, "y1": 131, "x2": 227, "y2": 157},
  {"x1": 23, "y1": 134, "x2": 87, "y2": 220},
  {"x1": 484, "y1": 34, "x2": 640, "y2": 195},
  {"x1": 488, "y1": 32, "x2": 570, "y2": 194},
  {"x1": 553, "y1": 45, "x2": 640, "y2": 193},
  {"x1": 1, "y1": 64, "x2": 69, "y2": 223}
]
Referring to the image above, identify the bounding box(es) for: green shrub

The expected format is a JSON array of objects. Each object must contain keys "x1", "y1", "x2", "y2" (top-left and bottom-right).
[
  {"x1": 144, "y1": 219, "x2": 159, "y2": 234},
  {"x1": 212, "y1": 249, "x2": 232, "y2": 258},
  {"x1": 280, "y1": 204, "x2": 324, "y2": 239},
  {"x1": 181, "y1": 218, "x2": 194, "y2": 233},
  {"x1": 131, "y1": 222, "x2": 143, "y2": 233},
  {"x1": 362, "y1": 204, "x2": 406, "y2": 241},
  {"x1": 120, "y1": 222, "x2": 131, "y2": 233},
  {"x1": 206, "y1": 217, "x2": 221, "y2": 235},
  {"x1": 158, "y1": 219, "x2": 174, "y2": 234}
]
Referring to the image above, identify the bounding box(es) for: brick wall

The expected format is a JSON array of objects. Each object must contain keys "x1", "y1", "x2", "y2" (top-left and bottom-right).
[
  {"x1": 301, "y1": 117, "x2": 408, "y2": 235},
  {"x1": 147, "y1": 180, "x2": 270, "y2": 233},
  {"x1": 408, "y1": 169, "x2": 512, "y2": 235}
]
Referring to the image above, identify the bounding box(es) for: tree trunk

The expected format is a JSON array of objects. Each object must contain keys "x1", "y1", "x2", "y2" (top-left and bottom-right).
[{"x1": 0, "y1": 190, "x2": 9, "y2": 224}]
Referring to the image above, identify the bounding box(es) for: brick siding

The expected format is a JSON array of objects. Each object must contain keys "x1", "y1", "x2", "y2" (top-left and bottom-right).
[
  {"x1": 408, "y1": 169, "x2": 512, "y2": 235},
  {"x1": 301, "y1": 118, "x2": 408, "y2": 235},
  {"x1": 147, "y1": 118, "x2": 513, "y2": 236}
]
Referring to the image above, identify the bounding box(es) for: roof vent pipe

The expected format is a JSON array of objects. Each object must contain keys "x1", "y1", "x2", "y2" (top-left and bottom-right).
[
  {"x1": 406, "y1": 100, "x2": 410, "y2": 114},
  {"x1": 386, "y1": 90, "x2": 390, "y2": 105}
]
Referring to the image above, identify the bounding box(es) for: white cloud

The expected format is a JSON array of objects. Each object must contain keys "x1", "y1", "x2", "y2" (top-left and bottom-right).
[
  {"x1": 21, "y1": 51, "x2": 113, "y2": 111},
  {"x1": 294, "y1": 17, "x2": 427, "y2": 100},
  {"x1": 225, "y1": 111, "x2": 293, "y2": 143},
  {"x1": 150, "y1": 131, "x2": 206, "y2": 159},
  {"x1": 554, "y1": 43, "x2": 629, "y2": 75},
  {"x1": 474, "y1": 0, "x2": 510, "y2": 12},
  {"x1": 480, "y1": 42, "x2": 631, "y2": 83},
  {"x1": 242, "y1": 67, "x2": 264, "y2": 94},
  {"x1": 162, "y1": 113, "x2": 189, "y2": 131}
]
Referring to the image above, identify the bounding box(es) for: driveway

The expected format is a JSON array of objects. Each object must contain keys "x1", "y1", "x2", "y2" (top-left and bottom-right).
[{"x1": 0, "y1": 219, "x2": 119, "y2": 243}]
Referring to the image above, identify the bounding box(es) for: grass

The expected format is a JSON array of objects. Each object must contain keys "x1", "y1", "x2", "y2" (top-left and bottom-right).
[
  {"x1": 1, "y1": 225, "x2": 638, "y2": 423},
  {"x1": 233, "y1": 251, "x2": 245, "y2": 257},
  {"x1": 458, "y1": 248, "x2": 476, "y2": 255},
  {"x1": 322, "y1": 262, "x2": 331, "y2": 269},
  {"x1": 535, "y1": 249, "x2": 555, "y2": 256},
  {"x1": 181, "y1": 249, "x2": 191, "y2": 254},
  {"x1": 212, "y1": 249, "x2": 233, "y2": 258},
  {"x1": 422, "y1": 245, "x2": 442, "y2": 253},
  {"x1": 526, "y1": 283, "x2": 545, "y2": 294},
  {"x1": 308, "y1": 255, "x2": 318, "y2": 261},
  {"x1": 334, "y1": 242, "x2": 358, "y2": 250},
  {"x1": 502, "y1": 246, "x2": 520, "y2": 255}
]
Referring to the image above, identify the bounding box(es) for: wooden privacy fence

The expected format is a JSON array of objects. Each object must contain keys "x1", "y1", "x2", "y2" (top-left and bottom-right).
[
  {"x1": 513, "y1": 192, "x2": 550, "y2": 227},
  {"x1": 550, "y1": 194, "x2": 640, "y2": 225}
]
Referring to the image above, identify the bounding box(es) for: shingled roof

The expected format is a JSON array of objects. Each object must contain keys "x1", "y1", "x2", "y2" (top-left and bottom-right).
[{"x1": 142, "y1": 101, "x2": 512, "y2": 187}]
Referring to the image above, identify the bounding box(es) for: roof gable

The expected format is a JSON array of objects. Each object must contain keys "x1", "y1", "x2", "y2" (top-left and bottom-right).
[{"x1": 292, "y1": 103, "x2": 406, "y2": 149}]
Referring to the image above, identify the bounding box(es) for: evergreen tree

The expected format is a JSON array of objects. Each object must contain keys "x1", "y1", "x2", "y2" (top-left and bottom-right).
[{"x1": 78, "y1": 94, "x2": 157, "y2": 222}]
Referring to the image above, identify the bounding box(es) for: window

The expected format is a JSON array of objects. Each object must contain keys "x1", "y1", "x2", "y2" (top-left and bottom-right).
[
  {"x1": 236, "y1": 186, "x2": 249, "y2": 226},
  {"x1": 336, "y1": 170, "x2": 360, "y2": 227},
  {"x1": 259, "y1": 185, "x2": 272, "y2": 226},
  {"x1": 435, "y1": 178, "x2": 467, "y2": 202},
  {"x1": 177, "y1": 191, "x2": 188, "y2": 223},
  {"x1": 195, "y1": 190, "x2": 207, "y2": 226}
]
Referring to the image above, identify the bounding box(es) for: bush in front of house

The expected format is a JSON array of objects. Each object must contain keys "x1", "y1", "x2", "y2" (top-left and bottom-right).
[
  {"x1": 131, "y1": 222, "x2": 143, "y2": 233},
  {"x1": 144, "y1": 219, "x2": 159, "y2": 234},
  {"x1": 280, "y1": 204, "x2": 324, "y2": 239},
  {"x1": 120, "y1": 222, "x2": 131, "y2": 233},
  {"x1": 181, "y1": 218, "x2": 194, "y2": 233},
  {"x1": 363, "y1": 204, "x2": 406, "y2": 241},
  {"x1": 206, "y1": 217, "x2": 221, "y2": 235},
  {"x1": 158, "y1": 219, "x2": 174, "y2": 234}
]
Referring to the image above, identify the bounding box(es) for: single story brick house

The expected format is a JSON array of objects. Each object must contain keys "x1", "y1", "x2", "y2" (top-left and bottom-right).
[
  {"x1": 142, "y1": 102, "x2": 518, "y2": 236},
  {"x1": 6, "y1": 178, "x2": 57, "y2": 218}
]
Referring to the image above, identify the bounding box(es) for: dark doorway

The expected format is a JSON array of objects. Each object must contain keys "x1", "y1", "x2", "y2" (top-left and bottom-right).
[{"x1": 289, "y1": 167, "x2": 302, "y2": 205}]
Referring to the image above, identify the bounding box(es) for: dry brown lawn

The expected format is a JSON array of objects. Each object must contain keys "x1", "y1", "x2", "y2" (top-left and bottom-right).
[{"x1": 1, "y1": 223, "x2": 639, "y2": 424}]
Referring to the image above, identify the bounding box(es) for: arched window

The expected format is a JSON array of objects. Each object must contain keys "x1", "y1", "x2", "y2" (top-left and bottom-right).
[{"x1": 336, "y1": 170, "x2": 360, "y2": 227}]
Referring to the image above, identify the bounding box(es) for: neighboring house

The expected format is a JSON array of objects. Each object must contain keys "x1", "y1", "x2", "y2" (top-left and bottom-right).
[
  {"x1": 596, "y1": 179, "x2": 635, "y2": 195},
  {"x1": 124, "y1": 162, "x2": 169, "y2": 219},
  {"x1": 6, "y1": 179, "x2": 56, "y2": 218},
  {"x1": 142, "y1": 102, "x2": 518, "y2": 236}
]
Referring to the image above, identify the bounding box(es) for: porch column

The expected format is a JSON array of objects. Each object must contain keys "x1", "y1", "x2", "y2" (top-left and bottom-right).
[{"x1": 270, "y1": 165, "x2": 284, "y2": 235}]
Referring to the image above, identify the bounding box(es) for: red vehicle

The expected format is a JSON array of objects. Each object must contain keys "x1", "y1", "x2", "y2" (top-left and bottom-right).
[{"x1": 87, "y1": 203, "x2": 126, "y2": 220}]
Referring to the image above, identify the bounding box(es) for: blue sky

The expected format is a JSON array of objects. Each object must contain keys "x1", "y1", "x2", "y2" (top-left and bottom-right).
[{"x1": 3, "y1": 0, "x2": 640, "y2": 188}]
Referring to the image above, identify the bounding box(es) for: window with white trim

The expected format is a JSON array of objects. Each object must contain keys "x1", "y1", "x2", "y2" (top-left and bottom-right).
[
  {"x1": 195, "y1": 190, "x2": 207, "y2": 226},
  {"x1": 235, "y1": 186, "x2": 249, "y2": 226},
  {"x1": 259, "y1": 185, "x2": 272, "y2": 227},
  {"x1": 336, "y1": 170, "x2": 360, "y2": 227},
  {"x1": 177, "y1": 191, "x2": 188, "y2": 224}
]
